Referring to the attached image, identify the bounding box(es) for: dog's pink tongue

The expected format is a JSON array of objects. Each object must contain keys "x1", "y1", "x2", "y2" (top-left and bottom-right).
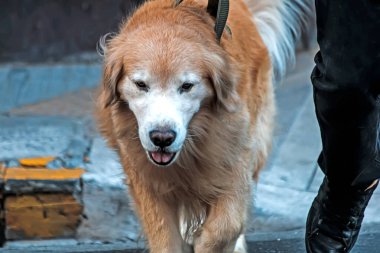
[
  {"x1": 151, "y1": 152, "x2": 174, "y2": 164},
  {"x1": 161, "y1": 152, "x2": 174, "y2": 163},
  {"x1": 151, "y1": 152, "x2": 163, "y2": 163}
]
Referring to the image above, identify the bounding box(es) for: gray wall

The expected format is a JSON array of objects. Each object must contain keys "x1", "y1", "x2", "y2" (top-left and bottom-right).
[
  {"x1": 0, "y1": 0, "x2": 144, "y2": 63},
  {"x1": 0, "y1": 0, "x2": 144, "y2": 112}
]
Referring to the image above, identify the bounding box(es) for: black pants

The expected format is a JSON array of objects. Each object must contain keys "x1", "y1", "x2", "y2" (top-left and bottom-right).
[{"x1": 313, "y1": 0, "x2": 380, "y2": 187}]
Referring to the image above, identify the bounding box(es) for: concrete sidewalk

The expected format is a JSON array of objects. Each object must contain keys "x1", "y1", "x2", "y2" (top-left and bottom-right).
[{"x1": 1, "y1": 51, "x2": 379, "y2": 252}]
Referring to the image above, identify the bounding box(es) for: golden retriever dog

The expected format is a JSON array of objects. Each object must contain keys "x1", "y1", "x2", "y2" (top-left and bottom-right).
[{"x1": 96, "y1": 0, "x2": 309, "y2": 252}]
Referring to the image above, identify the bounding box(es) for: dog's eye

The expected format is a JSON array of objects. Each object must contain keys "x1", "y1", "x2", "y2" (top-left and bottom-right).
[
  {"x1": 180, "y1": 82, "x2": 194, "y2": 93},
  {"x1": 134, "y1": 81, "x2": 149, "y2": 91}
]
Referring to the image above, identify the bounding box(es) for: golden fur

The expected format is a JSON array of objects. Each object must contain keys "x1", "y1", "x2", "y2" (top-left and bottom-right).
[{"x1": 97, "y1": 0, "x2": 275, "y2": 252}]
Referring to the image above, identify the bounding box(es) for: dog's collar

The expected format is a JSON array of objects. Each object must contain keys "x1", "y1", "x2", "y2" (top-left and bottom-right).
[{"x1": 175, "y1": 0, "x2": 230, "y2": 43}]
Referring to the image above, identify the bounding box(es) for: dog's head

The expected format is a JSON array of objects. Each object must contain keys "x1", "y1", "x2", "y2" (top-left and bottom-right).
[{"x1": 99, "y1": 1, "x2": 238, "y2": 167}]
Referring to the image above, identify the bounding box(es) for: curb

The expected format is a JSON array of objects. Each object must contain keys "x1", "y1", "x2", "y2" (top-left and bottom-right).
[{"x1": 2, "y1": 226, "x2": 380, "y2": 253}]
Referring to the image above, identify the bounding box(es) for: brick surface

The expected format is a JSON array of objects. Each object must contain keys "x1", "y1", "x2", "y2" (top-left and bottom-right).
[{"x1": 5, "y1": 194, "x2": 83, "y2": 240}]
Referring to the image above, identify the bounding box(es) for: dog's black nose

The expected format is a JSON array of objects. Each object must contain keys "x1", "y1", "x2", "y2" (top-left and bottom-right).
[{"x1": 149, "y1": 130, "x2": 176, "y2": 148}]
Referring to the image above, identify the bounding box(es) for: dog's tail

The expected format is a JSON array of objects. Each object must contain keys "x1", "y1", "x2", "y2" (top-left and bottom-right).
[{"x1": 246, "y1": 0, "x2": 313, "y2": 80}]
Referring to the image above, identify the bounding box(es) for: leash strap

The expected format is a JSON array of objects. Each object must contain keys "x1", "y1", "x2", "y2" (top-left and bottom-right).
[
  {"x1": 207, "y1": 0, "x2": 229, "y2": 42},
  {"x1": 176, "y1": 0, "x2": 229, "y2": 43}
]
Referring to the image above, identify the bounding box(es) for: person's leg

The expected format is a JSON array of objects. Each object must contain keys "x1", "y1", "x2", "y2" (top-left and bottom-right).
[
  {"x1": 306, "y1": 0, "x2": 380, "y2": 252},
  {"x1": 312, "y1": 0, "x2": 380, "y2": 187}
]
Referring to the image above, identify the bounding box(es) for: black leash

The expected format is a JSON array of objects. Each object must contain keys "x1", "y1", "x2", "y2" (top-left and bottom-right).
[
  {"x1": 176, "y1": 0, "x2": 230, "y2": 43},
  {"x1": 207, "y1": 0, "x2": 229, "y2": 42}
]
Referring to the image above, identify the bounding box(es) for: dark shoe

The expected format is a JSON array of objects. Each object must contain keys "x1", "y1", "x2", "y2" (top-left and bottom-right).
[{"x1": 305, "y1": 177, "x2": 378, "y2": 253}]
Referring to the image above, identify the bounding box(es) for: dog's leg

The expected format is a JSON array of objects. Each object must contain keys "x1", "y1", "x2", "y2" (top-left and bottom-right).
[
  {"x1": 193, "y1": 191, "x2": 249, "y2": 253},
  {"x1": 129, "y1": 183, "x2": 186, "y2": 253}
]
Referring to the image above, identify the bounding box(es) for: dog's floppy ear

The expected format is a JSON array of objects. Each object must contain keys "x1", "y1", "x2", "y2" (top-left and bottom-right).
[
  {"x1": 101, "y1": 60, "x2": 124, "y2": 108},
  {"x1": 206, "y1": 53, "x2": 239, "y2": 112},
  {"x1": 98, "y1": 33, "x2": 125, "y2": 108}
]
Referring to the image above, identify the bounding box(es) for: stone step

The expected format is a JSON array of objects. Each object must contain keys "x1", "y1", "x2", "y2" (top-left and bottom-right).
[{"x1": 0, "y1": 116, "x2": 88, "y2": 161}]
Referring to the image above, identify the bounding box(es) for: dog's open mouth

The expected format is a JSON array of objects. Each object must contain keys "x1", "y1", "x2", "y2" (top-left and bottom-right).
[{"x1": 148, "y1": 150, "x2": 176, "y2": 166}]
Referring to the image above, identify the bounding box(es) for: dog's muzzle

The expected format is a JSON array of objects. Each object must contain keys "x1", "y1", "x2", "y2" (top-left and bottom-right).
[{"x1": 148, "y1": 129, "x2": 177, "y2": 166}]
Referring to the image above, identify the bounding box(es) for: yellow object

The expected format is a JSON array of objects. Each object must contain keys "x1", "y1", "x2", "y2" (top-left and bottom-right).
[
  {"x1": 18, "y1": 157, "x2": 56, "y2": 167},
  {"x1": 4, "y1": 168, "x2": 85, "y2": 181}
]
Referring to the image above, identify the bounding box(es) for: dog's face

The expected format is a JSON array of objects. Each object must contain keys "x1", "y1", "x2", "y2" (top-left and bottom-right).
[
  {"x1": 122, "y1": 62, "x2": 212, "y2": 167},
  {"x1": 102, "y1": 21, "x2": 237, "y2": 167}
]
